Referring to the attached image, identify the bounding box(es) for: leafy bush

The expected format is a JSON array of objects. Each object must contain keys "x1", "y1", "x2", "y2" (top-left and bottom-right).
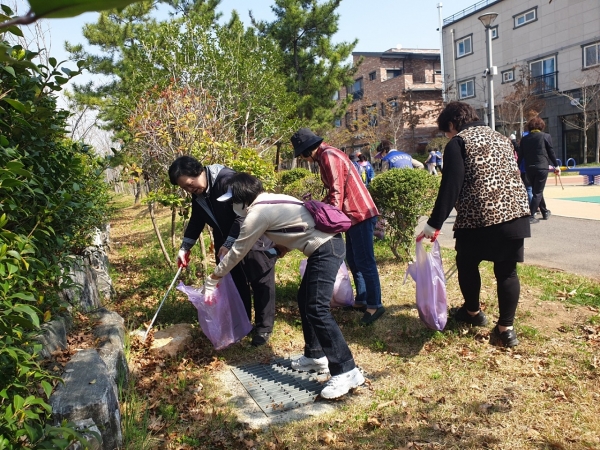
[
  {"x1": 426, "y1": 137, "x2": 449, "y2": 153},
  {"x1": 282, "y1": 174, "x2": 324, "y2": 201},
  {"x1": 369, "y1": 169, "x2": 440, "y2": 261},
  {"x1": 1, "y1": 33, "x2": 110, "y2": 448},
  {"x1": 278, "y1": 168, "x2": 311, "y2": 190}
]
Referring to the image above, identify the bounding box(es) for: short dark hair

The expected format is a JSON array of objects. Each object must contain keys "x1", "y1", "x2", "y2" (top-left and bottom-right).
[
  {"x1": 526, "y1": 117, "x2": 545, "y2": 132},
  {"x1": 437, "y1": 101, "x2": 480, "y2": 133},
  {"x1": 358, "y1": 154, "x2": 367, "y2": 162},
  {"x1": 168, "y1": 156, "x2": 203, "y2": 185},
  {"x1": 229, "y1": 173, "x2": 264, "y2": 205},
  {"x1": 376, "y1": 139, "x2": 392, "y2": 153}
]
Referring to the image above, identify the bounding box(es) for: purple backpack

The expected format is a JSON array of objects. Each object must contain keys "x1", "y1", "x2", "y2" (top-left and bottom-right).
[{"x1": 255, "y1": 195, "x2": 351, "y2": 234}]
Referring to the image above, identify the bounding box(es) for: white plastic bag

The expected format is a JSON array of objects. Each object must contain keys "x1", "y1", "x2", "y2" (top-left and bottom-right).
[
  {"x1": 299, "y1": 260, "x2": 354, "y2": 308},
  {"x1": 404, "y1": 240, "x2": 448, "y2": 331}
]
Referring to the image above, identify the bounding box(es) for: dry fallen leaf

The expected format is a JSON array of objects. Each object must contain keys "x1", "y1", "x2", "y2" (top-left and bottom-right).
[{"x1": 319, "y1": 431, "x2": 337, "y2": 444}]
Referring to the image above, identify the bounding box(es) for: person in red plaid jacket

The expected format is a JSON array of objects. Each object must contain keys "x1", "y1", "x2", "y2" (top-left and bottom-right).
[{"x1": 291, "y1": 128, "x2": 385, "y2": 326}]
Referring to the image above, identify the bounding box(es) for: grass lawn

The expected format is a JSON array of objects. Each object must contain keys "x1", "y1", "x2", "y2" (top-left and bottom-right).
[{"x1": 106, "y1": 194, "x2": 600, "y2": 450}]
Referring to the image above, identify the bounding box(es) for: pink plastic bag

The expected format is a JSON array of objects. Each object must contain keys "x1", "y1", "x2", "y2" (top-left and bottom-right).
[
  {"x1": 176, "y1": 273, "x2": 252, "y2": 350},
  {"x1": 404, "y1": 240, "x2": 448, "y2": 331},
  {"x1": 299, "y1": 260, "x2": 354, "y2": 307}
]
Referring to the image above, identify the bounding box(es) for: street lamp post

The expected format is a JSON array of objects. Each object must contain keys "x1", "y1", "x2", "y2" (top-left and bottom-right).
[{"x1": 478, "y1": 12, "x2": 498, "y2": 131}]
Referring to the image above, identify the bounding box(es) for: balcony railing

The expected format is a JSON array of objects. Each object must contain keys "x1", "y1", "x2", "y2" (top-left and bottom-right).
[
  {"x1": 530, "y1": 72, "x2": 558, "y2": 94},
  {"x1": 443, "y1": 0, "x2": 500, "y2": 26}
]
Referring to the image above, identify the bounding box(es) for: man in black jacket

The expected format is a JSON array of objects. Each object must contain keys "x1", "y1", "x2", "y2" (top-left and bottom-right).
[
  {"x1": 168, "y1": 156, "x2": 276, "y2": 346},
  {"x1": 517, "y1": 118, "x2": 560, "y2": 224}
]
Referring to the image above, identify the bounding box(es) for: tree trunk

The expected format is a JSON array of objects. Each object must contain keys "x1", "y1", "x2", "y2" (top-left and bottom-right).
[
  {"x1": 276, "y1": 142, "x2": 282, "y2": 172},
  {"x1": 148, "y1": 202, "x2": 173, "y2": 268},
  {"x1": 134, "y1": 181, "x2": 142, "y2": 205},
  {"x1": 170, "y1": 206, "x2": 177, "y2": 250}
]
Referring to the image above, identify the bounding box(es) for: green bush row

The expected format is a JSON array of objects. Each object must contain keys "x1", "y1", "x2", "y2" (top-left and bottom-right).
[{"x1": 1, "y1": 35, "x2": 110, "y2": 448}]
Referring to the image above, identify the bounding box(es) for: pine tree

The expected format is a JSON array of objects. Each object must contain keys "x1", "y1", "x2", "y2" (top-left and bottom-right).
[{"x1": 251, "y1": 0, "x2": 357, "y2": 130}]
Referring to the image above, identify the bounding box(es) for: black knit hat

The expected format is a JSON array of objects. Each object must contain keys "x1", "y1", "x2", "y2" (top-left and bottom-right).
[{"x1": 291, "y1": 128, "x2": 324, "y2": 158}]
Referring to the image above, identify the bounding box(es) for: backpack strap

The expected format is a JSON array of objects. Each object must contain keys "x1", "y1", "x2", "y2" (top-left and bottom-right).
[{"x1": 253, "y1": 200, "x2": 307, "y2": 233}]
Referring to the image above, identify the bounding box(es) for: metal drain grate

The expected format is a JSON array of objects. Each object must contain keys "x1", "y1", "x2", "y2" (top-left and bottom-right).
[{"x1": 231, "y1": 355, "x2": 325, "y2": 416}]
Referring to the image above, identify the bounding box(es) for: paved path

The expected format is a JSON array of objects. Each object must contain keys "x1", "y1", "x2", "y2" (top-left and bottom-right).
[{"x1": 425, "y1": 183, "x2": 600, "y2": 281}]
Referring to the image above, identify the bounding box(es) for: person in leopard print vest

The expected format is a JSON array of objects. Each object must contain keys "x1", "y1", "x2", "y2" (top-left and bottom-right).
[{"x1": 417, "y1": 102, "x2": 531, "y2": 348}]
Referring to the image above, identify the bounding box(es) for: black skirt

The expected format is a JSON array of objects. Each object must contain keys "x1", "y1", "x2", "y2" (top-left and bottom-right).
[{"x1": 453, "y1": 216, "x2": 530, "y2": 263}]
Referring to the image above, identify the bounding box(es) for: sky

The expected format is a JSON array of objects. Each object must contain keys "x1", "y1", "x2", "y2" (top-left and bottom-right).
[
  {"x1": 7, "y1": 0, "x2": 481, "y2": 149},
  {"x1": 12, "y1": 0, "x2": 481, "y2": 66}
]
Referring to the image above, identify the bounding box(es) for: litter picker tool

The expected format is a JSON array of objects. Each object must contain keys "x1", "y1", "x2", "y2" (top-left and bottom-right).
[
  {"x1": 557, "y1": 171, "x2": 564, "y2": 190},
  {"x1": 143, "y1": 266, "x2": 183, "y2": 341}
]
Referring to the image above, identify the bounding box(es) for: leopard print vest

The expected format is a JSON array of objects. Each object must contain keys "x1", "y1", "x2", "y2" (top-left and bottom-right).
[{"x1": 454, "y1": 126, "x2": 530, "y2": 230}]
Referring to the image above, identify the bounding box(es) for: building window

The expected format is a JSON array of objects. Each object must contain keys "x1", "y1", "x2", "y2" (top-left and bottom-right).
[
  {"x1": 583, "y1": 42, "x2": 600, "y2": 68},
  {"x1": 530, "y1": 55, "x2": 557, "y2": 94},
  {"x1": 458, "y1": 79, "x2": 475, "y2": 99},
  {"x1": 502, "y1": 69, "x2": 514, "y2": 83},
  {"x1": 385, "y1": 69, "x2": 402, "y2": 80},
  {"x1": 366, "y1": 104, "x2": 377, "y2": 127},
  {"x1": 514, "y1": 8, "x2": 537, "y2": 28},
  {"x1": 345, "y1": 112, "x2": 352, "y2": 128},
  {"x1": 456, "y1": 35, "x2": 473, "y2": 58},
  {"x1": 348, "y1": 78, "x2": 363, "y2": 101},
  {"x1": 491, "y1": 26, "x2": 499, "y2": 40},
  {"x1": 334, "y1": 118, "x2": 341, "y2": 127},
  {"x1": 369, "y1": 71, "x2": 376, "y2": 81},
  {"x1": 332, "y1": 90, "x2": 339, "y2": 101}
]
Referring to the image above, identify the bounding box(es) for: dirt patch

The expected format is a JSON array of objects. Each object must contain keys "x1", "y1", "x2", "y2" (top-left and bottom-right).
[{"x1": 518, "y1": 293, "x2": 597, "y2": 336}]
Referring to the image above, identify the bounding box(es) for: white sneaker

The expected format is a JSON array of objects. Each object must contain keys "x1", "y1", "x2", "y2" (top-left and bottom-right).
[
  {"x1": 291, "y1": 355, "x2": 329, "y2": 374},
  {"x1": 320, "y1": 368, "x2": 365, "y2": 399}
]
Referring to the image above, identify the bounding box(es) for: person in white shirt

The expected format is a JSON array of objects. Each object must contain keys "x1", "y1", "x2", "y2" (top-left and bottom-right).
[{"x1": 206, "y1": 172, "x2": 365, "y2": 399}]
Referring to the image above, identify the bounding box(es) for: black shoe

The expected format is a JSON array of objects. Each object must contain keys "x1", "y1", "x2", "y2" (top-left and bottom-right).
[
  {"x1": 489, "y1": 325, "x2": 519, "y2": 348},
  {"x1": 452, "y1": 305, "x2": 488, "y2": 326},
  {"x1": 342, "y1": 304, "x2": 367, "y2": 313},
  {"x1": 359, "y1": 307, "x2": 385, "y2": 326},
  {"x1": 542, "y1": 210, "x2": 551, "y2": 220},
  {"x1": 529, "y1": 216, "x2": 540, "y2": 224},
  {"x1": 251, "y1": 331, "x2": 271, "y2": 347}
]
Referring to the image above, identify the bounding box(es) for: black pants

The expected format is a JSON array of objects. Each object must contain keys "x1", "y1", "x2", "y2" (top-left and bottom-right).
[
  {"x1": 456, "y1": 254, "x2": 520, "y2": 327},
  {"x1": 230, "y1": 254, "x2": 276, "y2": 334},
  {"x1": 526, "y1": 167, "x2": 549, "y2": 216}
]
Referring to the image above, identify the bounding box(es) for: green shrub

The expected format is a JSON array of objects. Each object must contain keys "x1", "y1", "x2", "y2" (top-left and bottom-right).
[
  {"x1": 282, "y1": 174, "x2": 324, "y2": 201},
  {"x1": 278, "y1": 168, "x2": 311, "y2": 189},
  {"x1": 369, "y1": 169, "x2": 440, "y2": 261},
  {"x1": 1, "y1": 32, "x2": 109, "y2": 448}
]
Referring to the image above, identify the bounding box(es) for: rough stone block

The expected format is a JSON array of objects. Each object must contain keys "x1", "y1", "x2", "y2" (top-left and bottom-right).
[
  {"x1": 92, "y1": 308, "x2": 128, "y2": 388},
  {"x1": 150, "y1": 323, "x2": 194, "y2": 358},
  {"x1": 35, "y1": 316, "x2": 71, "y2": 359},
  {"x1": 50, "y1": 349, "x2": 122, "y2": 450},
  {"x1": 71, "y1": 418, "x2": 102, "y2": 450},
  {"x1": 59, "y1": 256, "x2": 101, "y2": 312}
]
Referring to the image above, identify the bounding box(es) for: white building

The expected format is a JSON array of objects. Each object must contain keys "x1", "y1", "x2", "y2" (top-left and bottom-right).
[{"x1": 442, "y1": 0, "x2": 600, "y2": 164}]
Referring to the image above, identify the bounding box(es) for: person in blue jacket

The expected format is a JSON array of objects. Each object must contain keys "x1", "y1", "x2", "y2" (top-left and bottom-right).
[
  {"x1": 357, "y1": 153, "x2": 375, "y2": 186},
  {"x1": 375, "y1": 139, "x2": 424, "y2": 170}
]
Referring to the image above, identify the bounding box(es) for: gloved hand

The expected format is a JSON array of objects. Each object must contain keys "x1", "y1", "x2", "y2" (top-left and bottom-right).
[
  {"x1": 417, "y1": 223, "x2": 440, "y2": 242},
  {"x1": 217, "y1": 246, "x2": 229, "y2": 261},
  {"x1": 202, "y1": 276, "x2": 220, "y2": 298},
  {"x1": 177, "y1": 249, "x2": 190, "y2": 268}
]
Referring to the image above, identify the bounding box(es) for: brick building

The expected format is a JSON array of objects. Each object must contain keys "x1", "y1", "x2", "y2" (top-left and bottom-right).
[{"x1": 327, "y1": 46, "x2": 444, "y2": 156}]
